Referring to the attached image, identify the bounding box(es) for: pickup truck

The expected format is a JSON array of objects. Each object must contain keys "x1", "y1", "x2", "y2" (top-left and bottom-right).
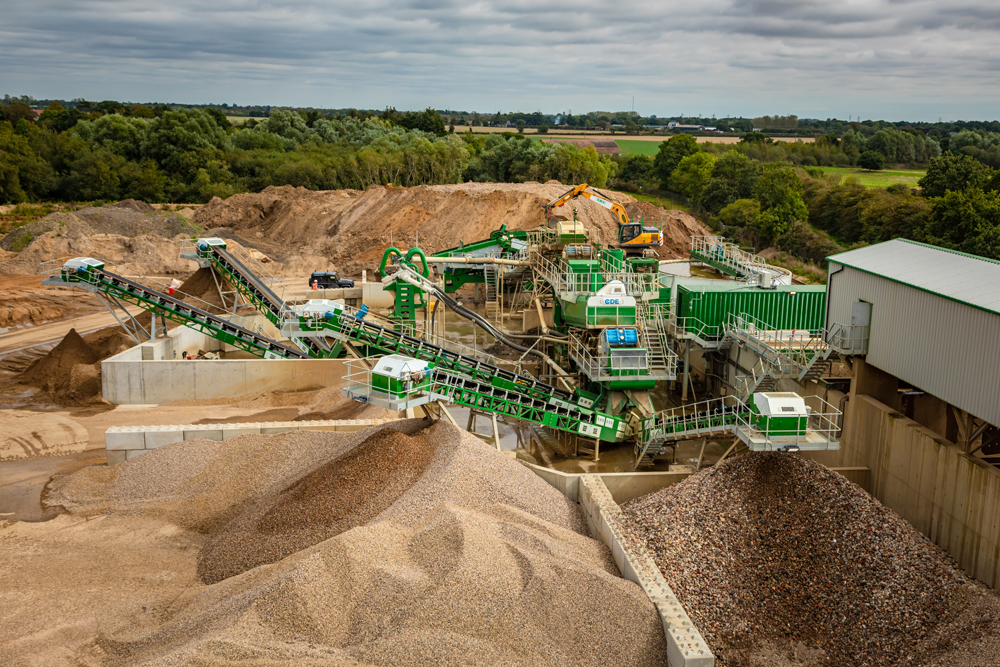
[{"x1": 309, "y1": 271, "x2": 355, "y2": 289}]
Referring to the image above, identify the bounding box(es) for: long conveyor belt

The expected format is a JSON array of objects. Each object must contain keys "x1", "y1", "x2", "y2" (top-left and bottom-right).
[
  {"x1": 56, "y1": 263, "x2": 307, "y2": 359},
  {"x1": 200, "y1": 244, "x2": 337, "y2": 358}
]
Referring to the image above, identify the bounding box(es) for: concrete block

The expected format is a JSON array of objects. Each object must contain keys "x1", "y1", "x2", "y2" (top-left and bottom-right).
[
  {"x1": 261, "y1": 422, "x2": 299, "y2": 435},
  {"x1": 105, "y1": 427, "x2": 146, "y2": 450},
  {"x1": 222, "y1": 423, "x2": 261, "y2": 440},
  {"x1": 126, "y1": 449, "x2": 147, "y2": 460},
  {"x1": 183, "y1": 425, "x2": 224, "y2": 441},
  {"x1": 106, "y1": 450, "x2": 127, "y2": 466},
  {"x1": 144, "y1": 426, "x2": 185, "y2": 450},
  {"x1": 298, "y1": 420, "x2": 338, "y2": 432}
]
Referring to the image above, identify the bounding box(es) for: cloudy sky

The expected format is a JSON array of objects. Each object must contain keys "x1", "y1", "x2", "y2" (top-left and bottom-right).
[{"x1": 2, "y1": 0, "x2": 997, "y2": 121}]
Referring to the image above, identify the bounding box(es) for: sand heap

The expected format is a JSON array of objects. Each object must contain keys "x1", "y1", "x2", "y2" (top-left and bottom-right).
[
  {"x1": 193, "y1": 183, "x2": 708, "y2": 276},
  {"x1": 621, "y1": 453, "x2": 1000, "y2": 666},
  {"x1": 22, "y1": 422, "x2": 668, "y2": 666},
  {"x1": 15, "y1": 327, "x2": 132, "y2": 403}
]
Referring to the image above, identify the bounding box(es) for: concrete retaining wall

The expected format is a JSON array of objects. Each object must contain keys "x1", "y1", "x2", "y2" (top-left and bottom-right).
[
  {"x1": 854, "y1": 394, "x2": 1000, "y2": 589},
  {"x1": 105, "y1": 418, "x2": 399, "y2": 465},
  {"x1": 578, "y1": 475, "x2": 713, "y2": 666}
]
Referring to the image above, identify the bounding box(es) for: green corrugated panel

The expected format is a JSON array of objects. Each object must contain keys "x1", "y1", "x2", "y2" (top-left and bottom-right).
[{"x1": 677, "y1": 284, "x2": 826, "y2": 330}]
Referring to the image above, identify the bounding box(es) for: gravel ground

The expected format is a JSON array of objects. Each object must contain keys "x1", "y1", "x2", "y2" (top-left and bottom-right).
[
  {"x1": 26, "y1": 421, "x2": 669, "y2": 666},
  {"x1": 620, "y1": 453, "x2": 1000, "y2": 666}
]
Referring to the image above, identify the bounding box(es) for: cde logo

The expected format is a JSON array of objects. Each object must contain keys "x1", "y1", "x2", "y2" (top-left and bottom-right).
[{"x1": 604, "y1": 298, "x2": 620, "y2": 305}]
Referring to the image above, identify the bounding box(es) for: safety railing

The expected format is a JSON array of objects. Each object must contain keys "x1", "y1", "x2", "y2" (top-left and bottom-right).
[
  {"x1": 739, "y1": 396, "x2": 842, "y2": 447},
  {"x1": 725, "y1": 312, "x2": 831, "y2": 369},
  {"x1": 691, "y1": 235, "x2": 769, "y2": 277},
  {"x1": 640, "y1": 396, "x2": 750, "y2": 444},
  {"x1": 666, "y1": 316, "x2": 723, "y2": 344},
  {"x1": 567, "y1": 334, "x2": 649, "y2": 381},
  {"x1": 826, "y1": 322, "x2": 870, "y2": 355},
  {"x1": 530, "y1": 252, "x2": 659, "y2": 297}
]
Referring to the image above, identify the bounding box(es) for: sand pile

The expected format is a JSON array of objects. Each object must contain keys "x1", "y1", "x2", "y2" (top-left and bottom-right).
[
  {"x1": 193, "y1": 183, "x2": 708, "y2": 276},
  {"x1": 13, "y1": 326, "x2": 133, "y2": 404},
  {"x1": 621, "y1": 452, "x2": 1000, "y2": 666},
  {"x1": 34, "y1": 422, "x2": 668, "y2": 666}
]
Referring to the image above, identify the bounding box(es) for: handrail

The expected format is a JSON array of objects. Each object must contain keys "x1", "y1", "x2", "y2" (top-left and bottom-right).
[{"x1": 640, "y1": 396, "x2": 750, "y2": 444}]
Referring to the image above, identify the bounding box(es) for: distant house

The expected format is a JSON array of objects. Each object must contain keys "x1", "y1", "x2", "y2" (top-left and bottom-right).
[
  {"x1": 667, "y1": 121, "x2": 705, "y2": 131},
  {"x1": 32, "y1": 109, "x2": 43, "y2": 120}
]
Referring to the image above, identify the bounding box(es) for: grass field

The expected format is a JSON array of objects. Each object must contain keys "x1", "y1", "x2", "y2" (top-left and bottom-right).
[
  {"x1": 615, "y1": 140, "x2": 664, "y2": 156},
  {"x1": 819, "y1": 166, "x2": 925, "y2": 188},
  {"x1": 625, "y1": 191, "x2": 692, "y2": 214}
]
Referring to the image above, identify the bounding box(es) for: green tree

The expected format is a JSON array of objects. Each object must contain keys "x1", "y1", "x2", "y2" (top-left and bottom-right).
[
  {"x1": 516, "y1": 120, "x2": 526, "y2": 134},
  {"x1": 858, "y1": 150, "x2": 884, "y2": 171},
  {"x1": 699, "y1": 150, "x2": 762, "y2": 214},
  {"x1": 919, "y1": 154, "x2": 993, "y2": 197},
  {"x1": 751, "y1": 164, "x2": 808, "y2": 241},
  {"x1": 537, "y1": 124, "x2": 549, "y2": 134},
  {"x1": 717, "y1": 198, "x2": 760, "y2": 230},
  {"x1": 0, "y1": 122, "x2": 56, "y2": 203},
  {"x1": 670, "y1": 152, "x2": 717, "y2": 200},
  {"x1": 653, "y1": 134, "x2": 699, "y2": 188},
  {"x1": 0, "y1": 103, "x2": 36, "y2": 125},
  {"x1": 141, "y1": 109, "x2": 232, "y2": 174},
  {"x1": 925, "y1": 188, "x2": 1000, "y2": 260}
]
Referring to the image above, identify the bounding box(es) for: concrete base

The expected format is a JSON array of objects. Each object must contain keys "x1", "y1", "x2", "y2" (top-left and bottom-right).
[
  {"x1": 578, "y1": 475, "x2": 714, "y2": 666},
  {"x1": 105, "y1": 418, "x2": 399, "y2": 462}
]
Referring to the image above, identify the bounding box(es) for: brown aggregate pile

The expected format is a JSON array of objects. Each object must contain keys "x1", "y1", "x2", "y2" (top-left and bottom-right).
[
  {"x1": 198, "y1": 429, "x2": 436, "y2": 583},
  {"x1": 193, "y1": 183, "x2": 708, "y2": 277},
  {"x1": 35, "y1": 422, "x2": 668, "y2": 666},
  {"x1": 621, "y1": 452, "x2": 1000, "y2": 666},
  {"x1": 13, "y1": 326, "x2": 132, "y2": 403}
]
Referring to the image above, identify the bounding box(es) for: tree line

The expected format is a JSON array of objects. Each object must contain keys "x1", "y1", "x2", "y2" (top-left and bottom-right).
[{"x1": 0, "y1": 104, "x2": 617, "y2": 205}]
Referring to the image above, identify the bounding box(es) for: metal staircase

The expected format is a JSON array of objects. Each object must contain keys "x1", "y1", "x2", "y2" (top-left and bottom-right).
[
  {"x1": 637, "y1": 301, "x2": 675, "y2": 379},
  {"x1": 483, "y1": 264, "x2": 500, "y2": 317},
  {"x1": 724, "y1": 312, "x2": 835, "y2": 398},
  {"x1": 635, "y1": 397, "x2": 749, "y2": 467}
]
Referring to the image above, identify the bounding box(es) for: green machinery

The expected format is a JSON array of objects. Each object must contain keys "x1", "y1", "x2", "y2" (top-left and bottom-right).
[
  {"x1": 45, "y1": 215, "x2": 845, "y2": 467},
  {"x1": 379, "y1": 247, "x2": 430, "y2": 332}
]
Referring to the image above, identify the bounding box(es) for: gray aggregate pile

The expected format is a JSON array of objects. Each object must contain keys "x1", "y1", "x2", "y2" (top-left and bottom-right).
[
  {"x1": 621, "y1": 452, "x2": 1000, "y2": 667},
  {"x1": 51, "y1": 421, "x2": 669, "y2": 666}
]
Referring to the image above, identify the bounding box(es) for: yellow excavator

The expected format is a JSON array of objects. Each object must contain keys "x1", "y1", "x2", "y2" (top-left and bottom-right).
[{"x1": 544, "y1": 184, "x2": 662, "y2": 255}]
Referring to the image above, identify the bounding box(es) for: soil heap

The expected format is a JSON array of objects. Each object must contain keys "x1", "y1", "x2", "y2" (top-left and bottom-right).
[
  {"x1": 14, "y1": 327, "x2": 132, "y2": 403},
  {"x1": 0, "y1": 274, "x2": 104, "y2": 329},
  {"x1": 28, "y1": 422, "x2": 669, "y2": 666},
  {"x1": 621, "y1": 453, "x2": 1000, "y2": 666},
  {"x1": 192, "y1": 183, "x2": 708, "y2": 277}
]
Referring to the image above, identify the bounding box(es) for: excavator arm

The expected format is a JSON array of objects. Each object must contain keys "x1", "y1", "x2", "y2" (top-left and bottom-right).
[{"x1": 545, "y1": 183, "x2": 630, "y2": 226}]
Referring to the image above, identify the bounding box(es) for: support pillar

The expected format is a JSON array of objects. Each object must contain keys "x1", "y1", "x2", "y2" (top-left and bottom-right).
[{"x1": 681, "y1": 339, "x2": 691, "y2": 402}]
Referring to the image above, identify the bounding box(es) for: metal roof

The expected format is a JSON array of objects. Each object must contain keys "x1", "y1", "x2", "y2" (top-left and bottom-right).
[{"x1": 827, "y1": 239, "x2": 1000, "y2": 316}]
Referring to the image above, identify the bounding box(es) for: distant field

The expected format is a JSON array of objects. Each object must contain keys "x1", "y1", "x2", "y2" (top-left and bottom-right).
[
  {"x1": 820, "y1": 167, "x2": 925, "y2": 188},
  {"x1": 226, "y1": 116, "x2": 255, "y2": 125},
  {"x1": 615, "y1": 140, "x2": 663, "y2": 156}
]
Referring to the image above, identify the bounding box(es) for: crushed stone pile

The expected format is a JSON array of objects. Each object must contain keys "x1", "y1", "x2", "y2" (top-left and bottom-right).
[
  {"x1": 192, "y1": 183, "x2": 709, "y2": 277},
  {"x1": 197, "y1": 428, "x2": 437, "y2": 583},
  {"x1": 38, "y1": 421, "x2": 668, "y2": 666},
  {"x1": 621, "y1": 453, "x2": 1000, "y2": 667}
]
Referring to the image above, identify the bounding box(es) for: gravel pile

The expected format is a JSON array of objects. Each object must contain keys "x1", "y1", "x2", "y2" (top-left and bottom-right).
[
  {"x1": 46, "y1": 422, "x2": 668, "y2": 666},
  {"x1": 621, "y1": 453, "x2": 1000, "y2": 666},
  {"x1": 197, "y1": 428, "x2": 436, "y2": 583}
]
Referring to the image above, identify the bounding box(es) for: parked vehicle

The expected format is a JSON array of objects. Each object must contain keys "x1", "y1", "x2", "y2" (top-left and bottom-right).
[{"x1": 309, "y1": 271, "x2": 354, "y2": 289}]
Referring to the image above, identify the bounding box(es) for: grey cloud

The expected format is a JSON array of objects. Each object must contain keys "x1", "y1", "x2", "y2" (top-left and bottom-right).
[{"x1": 0, "y1": 0, "x2": 997, "y2": 119}]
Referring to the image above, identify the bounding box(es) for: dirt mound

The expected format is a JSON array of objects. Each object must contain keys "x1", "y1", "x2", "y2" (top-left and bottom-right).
[
  {"x1": 622, "y1": 452, "x2": 1000, "y2": 666},
  {"x1": 0, "y1": 274, "x2": 103, "y2": 329},
  {"x1": 108, "y1": 199, "x2": 155, "y2": 213},
  {"x1": 193, "y1": 183, "x2": 708, "y2": 277},
  {"x1": 624, "y1": 200, "x2": 708, "y2": 259},
  {"x1": 14, "y1": 326, "x2": 134, "y2": 403},
  {"x1": 198, "y1": 429, "x2": 436, "y2": 584},
  {"x1": 41, "y1": 423, "x2": 666, "y2": 666},
  {"x1": 0, "y1": 201, "x2": 200, "y2": 276}
]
